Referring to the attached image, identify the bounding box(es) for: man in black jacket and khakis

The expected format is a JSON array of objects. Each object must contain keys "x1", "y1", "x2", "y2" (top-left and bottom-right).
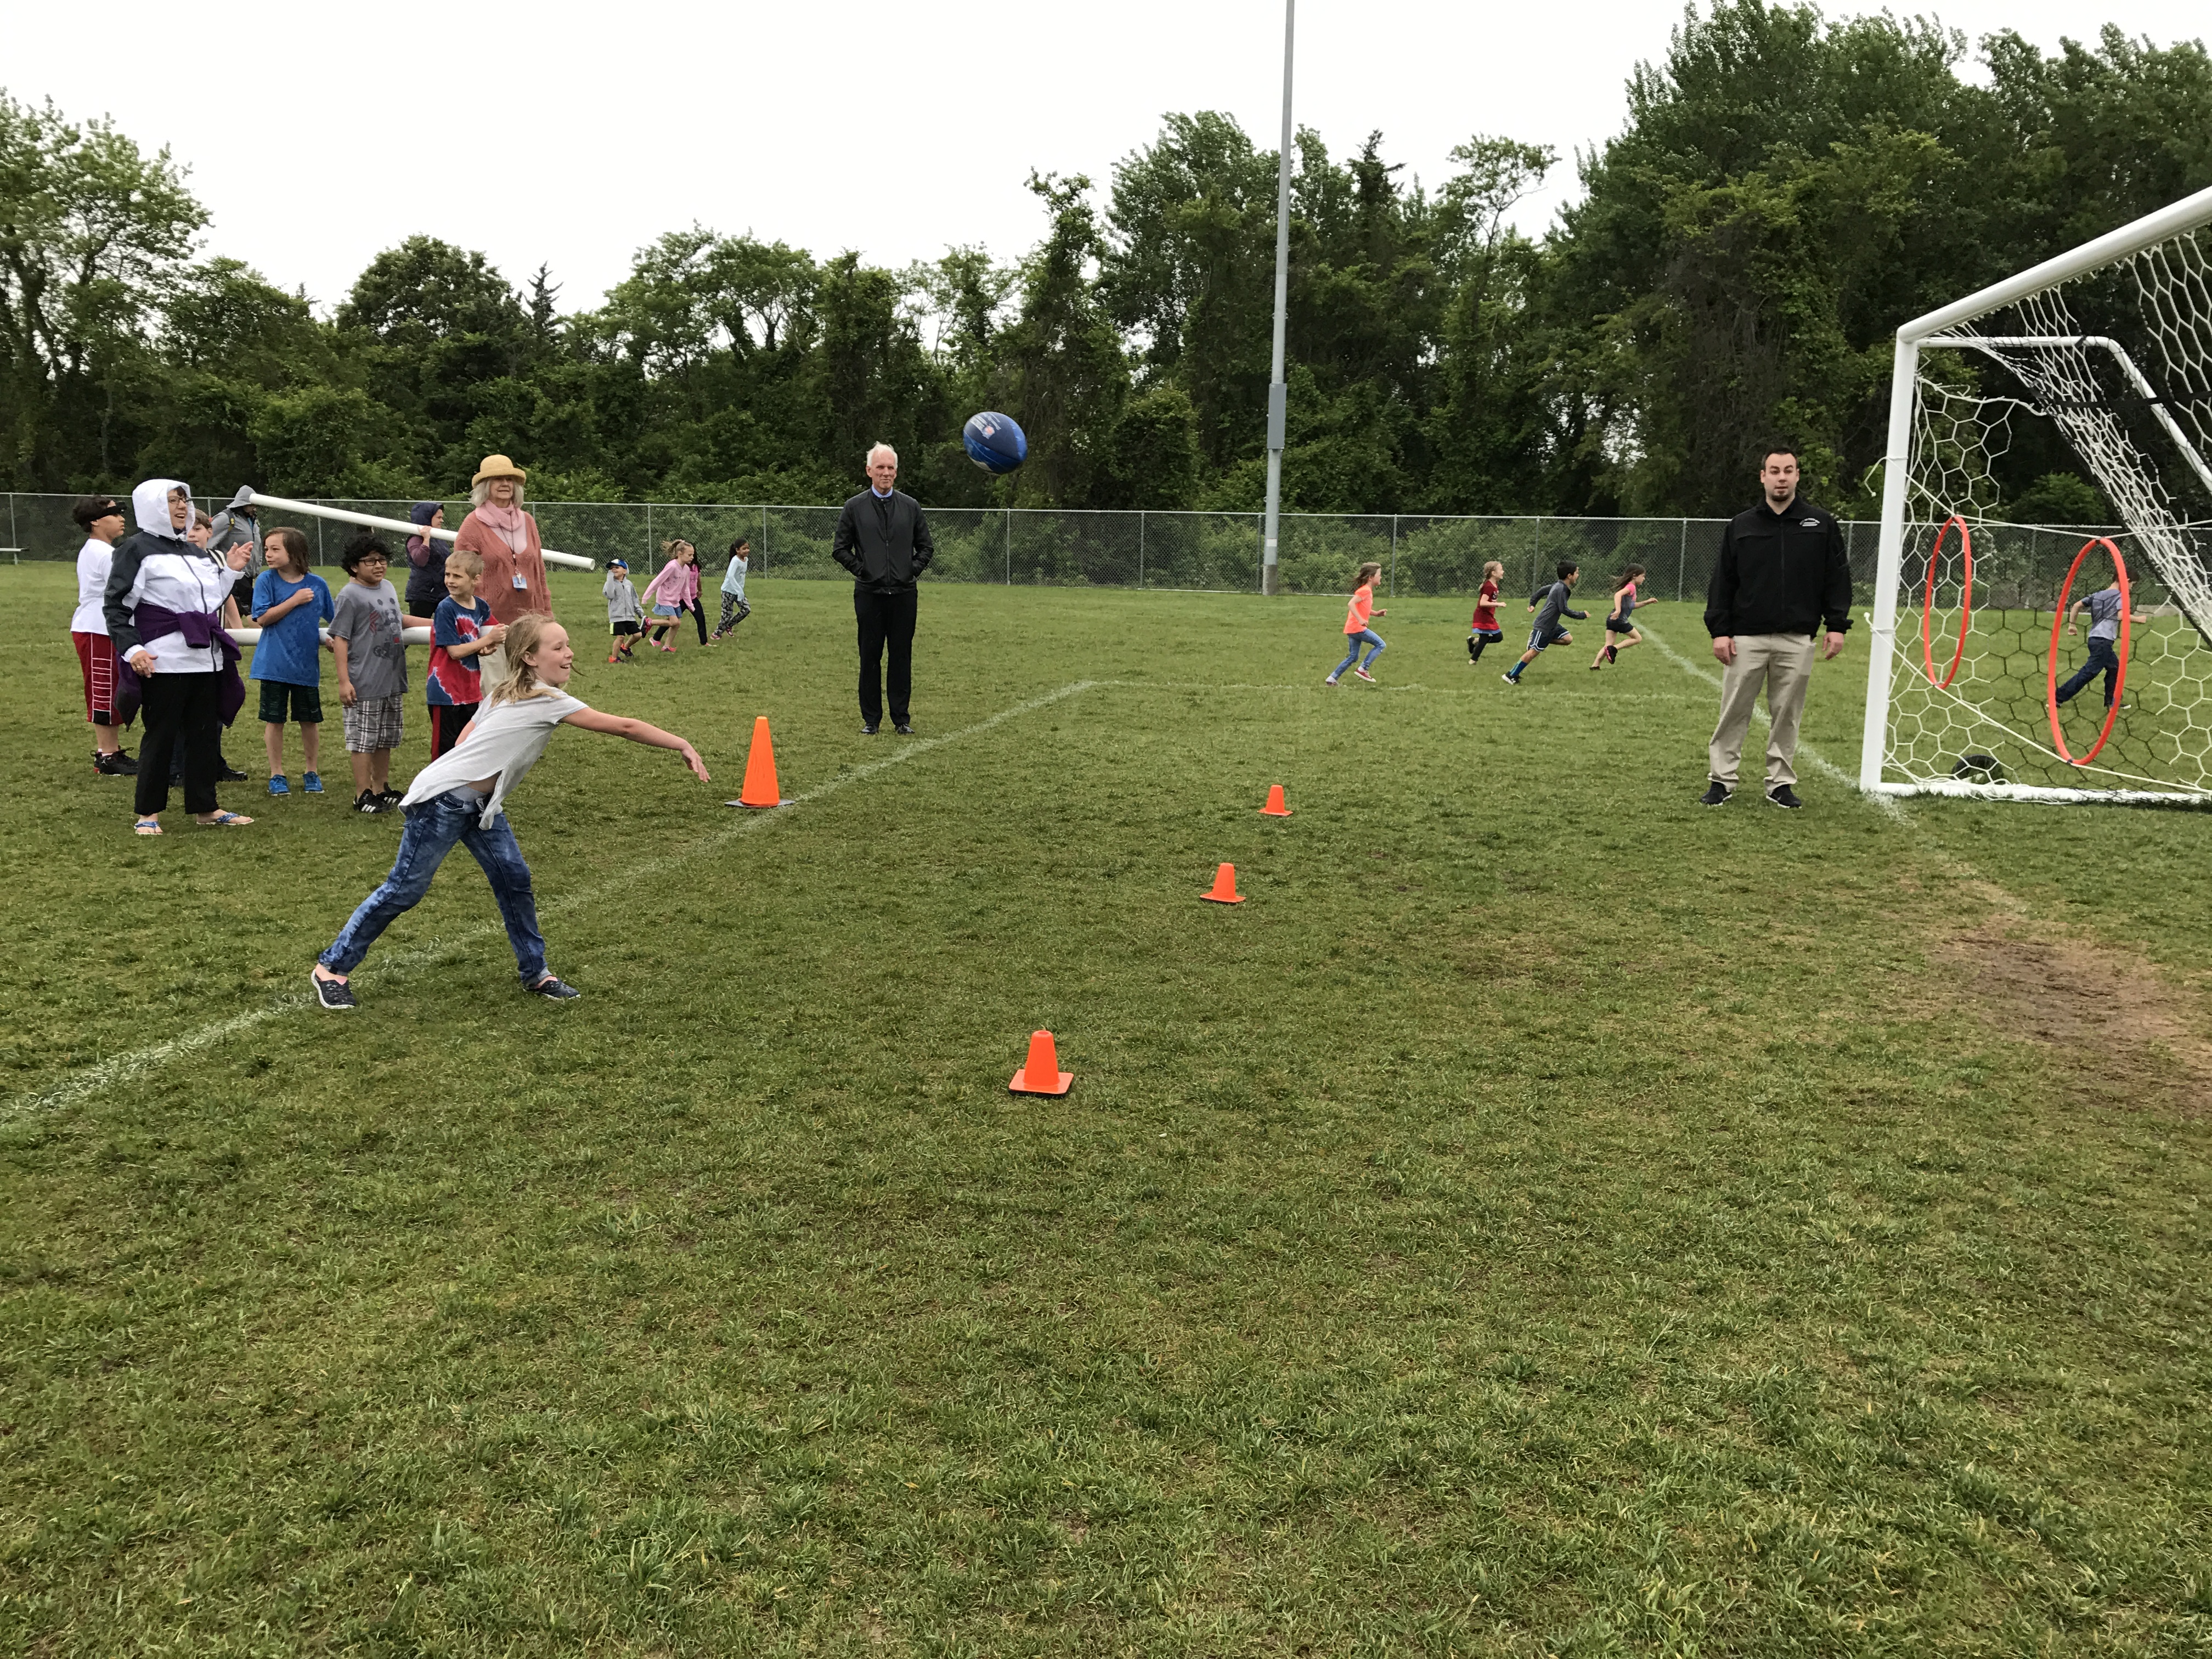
[
  {"x1": 1702, "y1": 445, "x2": 1852, "y2": 809},
  {"x1": 832, "y1": 443, "x2": 935, "y2": 735}
]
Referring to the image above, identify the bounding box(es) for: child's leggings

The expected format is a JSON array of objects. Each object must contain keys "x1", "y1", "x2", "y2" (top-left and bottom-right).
[
  {"x1": 1333, "y1": 630, "x2": 1386, "y2": 678},
  {"x1": 714, "y1": 592, "x2": 751, "y2": 637}
]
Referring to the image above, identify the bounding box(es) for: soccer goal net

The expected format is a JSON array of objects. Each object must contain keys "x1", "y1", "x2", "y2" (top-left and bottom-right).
[{"x1": 1862, "y1": 184, "x2": 2212, "y2": 805}]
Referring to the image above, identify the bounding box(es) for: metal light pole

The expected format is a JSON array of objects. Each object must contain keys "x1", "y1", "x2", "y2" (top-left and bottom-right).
[{"x1": 1260, "y1": 0, "x2": 1294, "y2": 595}]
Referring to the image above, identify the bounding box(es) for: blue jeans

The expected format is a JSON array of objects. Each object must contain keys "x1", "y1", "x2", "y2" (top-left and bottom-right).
[
  {"x1": 319, "y1": 789, "x2": 546, "y2": 982},
  {"x1": 1332, "y1": 629, "x2": 1386, "y2": 678},
  {"x1": 2055, "y1": 636, "x2": 2120, "y2": 706}
]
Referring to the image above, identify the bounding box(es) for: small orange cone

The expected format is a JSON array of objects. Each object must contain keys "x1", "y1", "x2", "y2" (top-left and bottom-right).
[
  {"x1": 727, "y1": 715, "x2": 788, "y2": 809},
  {"x1": 1260, "y1": 784, "x2": 1292, "y2": 817},
  {"x1": 1009, "y1": 1029, "x2": 1073, "y2": 1096},
  {"x1": 1201, "y1": 862, "x2": 1246, "y2": 904}
]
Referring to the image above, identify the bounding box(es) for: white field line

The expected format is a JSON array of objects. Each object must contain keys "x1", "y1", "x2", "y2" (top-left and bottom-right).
[
  {"x1": 1635, "y1": 623, "x2": 1909, "y2": 823},
  {"x1": 3, "y1": 680, "x2": 1099, "y2": 1125}
]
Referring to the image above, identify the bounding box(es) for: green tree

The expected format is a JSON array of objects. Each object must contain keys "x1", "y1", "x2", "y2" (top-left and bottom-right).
[{"x1": 995, "y1": 174, "x2": 1130, "y2": 506}]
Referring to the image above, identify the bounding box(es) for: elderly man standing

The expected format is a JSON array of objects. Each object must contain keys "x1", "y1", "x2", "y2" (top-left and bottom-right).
[
  {"x1": 832, "y1": 443, "x2": 935, "y2": 736},
  {"x1": 1701, "y1": 444, "x2": 1852, "y2": 810}
]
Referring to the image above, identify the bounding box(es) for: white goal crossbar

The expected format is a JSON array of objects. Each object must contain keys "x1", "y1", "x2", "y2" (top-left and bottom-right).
[
  {"x1": 1860, "y1": 183, "x2": 2212, "y2": 800},
  {"x1": 242, "y1": 490, "x2": 596, "y2": 571}
]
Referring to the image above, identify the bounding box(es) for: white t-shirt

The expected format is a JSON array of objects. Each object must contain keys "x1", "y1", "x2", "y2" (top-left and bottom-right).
[
  {"x1": 72, "y1": 537, "x2": 114, "y2": 634},
  {"x1": 400, "y1": 689, "x2": 587, "y2": 827}
]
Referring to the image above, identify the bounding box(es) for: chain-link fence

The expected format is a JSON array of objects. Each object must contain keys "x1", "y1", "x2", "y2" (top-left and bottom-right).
[{"x1": 0, "y1": 492, "x2": 2125, "y2": 604}]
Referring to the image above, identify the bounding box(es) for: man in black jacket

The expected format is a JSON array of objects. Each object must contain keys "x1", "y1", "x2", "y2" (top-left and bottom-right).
[
  {"x1": 1701, "y1": 445, "x2": 1852, "y2": 809},
  {"x1": 831, "y1": 443, "x2": 935, "y2": 735}
]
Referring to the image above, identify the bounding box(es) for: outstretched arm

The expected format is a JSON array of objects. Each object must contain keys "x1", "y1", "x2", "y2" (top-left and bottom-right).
[{"x1": 562, "y1": 708, "x2": 710, "y2": 781}]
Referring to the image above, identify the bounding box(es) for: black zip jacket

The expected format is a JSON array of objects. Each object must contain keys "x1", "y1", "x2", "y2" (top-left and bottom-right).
[
  {"x1": 831, "y1": 489, "x2": 935, "y2": 593},
  {"x1": 1705, "y1": 497, "x2": 1854, "y2": 639}
]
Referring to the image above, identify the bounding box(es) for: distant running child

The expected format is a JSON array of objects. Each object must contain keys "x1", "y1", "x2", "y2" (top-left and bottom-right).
[
  {"x1": 2055, "y1": 580, "x2": 2147, "y2": 708},
  {"x1": 1325, "y1": 561, "x2": 1389, "y2": 685},
  {"x1": 247, "y1": 527, "x2": 334, "y2": 795},
  {"x1": 1468, "y1": 560, "x2": 1505, "y2": 663},
  {"x1": 1590, "y1": 563, "x2": 1649, "y2": 669},
  {"x1": 639, "y1": 540, "x2": 693, "y2": 653},
  {"x1": 1503, "y1": 561, "x2": 1585, "y2": 685},
  {"x1": 603, "y1": 559, "x2": 643, "y2": 662},
  {"x1": 426, "y1": 548, "x2": 505, "y2": 758},
  {"x1": 309, "y1": 615, "x2": 710, "y2": 1011},
  {"x1": 710, "y1": 538, "x2": 752, "y2": 641}
]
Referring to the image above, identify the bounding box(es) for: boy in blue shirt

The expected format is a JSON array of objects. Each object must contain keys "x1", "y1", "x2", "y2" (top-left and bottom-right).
[
  {"x1": 426, "y1": 548, "x2": 506, "y2": 758},
  {"x1": 248, "y1": 527, "x2": 335, "y2": 794}
]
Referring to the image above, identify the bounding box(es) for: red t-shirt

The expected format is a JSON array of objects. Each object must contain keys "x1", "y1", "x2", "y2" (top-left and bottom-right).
[{"x1": 1471, "y1": 580, "x2": 1499, "y2": 631}]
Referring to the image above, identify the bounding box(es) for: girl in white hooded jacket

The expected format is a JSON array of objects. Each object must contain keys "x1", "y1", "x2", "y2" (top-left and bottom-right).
[{"x1": 104, "y1": 478, "x2": 258, "y2": 833}]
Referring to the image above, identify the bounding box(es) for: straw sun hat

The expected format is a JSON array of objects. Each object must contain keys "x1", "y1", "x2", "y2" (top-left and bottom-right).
[{"x1": 472, "y1": 454, "x2": 527, "y2": 485}]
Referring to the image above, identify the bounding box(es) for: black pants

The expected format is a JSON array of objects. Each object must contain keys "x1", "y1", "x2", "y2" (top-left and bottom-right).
[
  {"x1": 137, "y1": 673, "x2": 223, "y2": 816},
  {"x1": 689, "y1": 599, "x2": 709, "y2": 645},
  {"x1": 854, "y1": 586, "x2": 918, "y2": 726},
  {"x1": 430, "y1": 702, "x2": 478, "y2": 758}
]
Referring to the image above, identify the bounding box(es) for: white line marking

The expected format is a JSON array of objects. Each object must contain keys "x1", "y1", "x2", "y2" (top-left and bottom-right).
[{"x1": 3, "y1": 681, "x2": 1099, "y2": 1125}]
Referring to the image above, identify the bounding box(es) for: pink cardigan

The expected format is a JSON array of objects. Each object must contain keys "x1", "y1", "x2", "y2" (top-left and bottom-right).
[{"x1": 641, "y1": 558, "x2": 689, "y2": 607}]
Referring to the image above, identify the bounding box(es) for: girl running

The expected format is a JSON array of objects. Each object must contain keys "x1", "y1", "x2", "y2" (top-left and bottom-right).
[
  {"x1": 1591, "y1": 563, "x2": 1649, "y2": 669},
  {"x1": 1468, "y1": 560, "x2": 1505, "y2": 663},
  {"x1": 309, "y1": 615, "x2": 709, "y2": 1009},
  {"x1": 1325, "y1": 561, "x2": 1388, "y2": 685},
  {"x1": 639, "y1": 540, "x2": 695, "y2": 653}
]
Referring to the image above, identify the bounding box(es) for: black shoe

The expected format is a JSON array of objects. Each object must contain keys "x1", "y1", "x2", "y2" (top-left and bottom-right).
[
  {"x1": 894, "y1": 722, "x2": 913, "y2": 736},
  {"x1": 1766, "y1": 783, "x2": 1803, "y2": 810},
  {"x1": 311, "y1": 970, "x2": 357, "y2": 1011},
  {"x1": 1699, "y1": 782, "x2": 1731, "y2": 807},
  {"x1": 93, "y1": 749, "x2": 139, "y2": 776},
  {"x1": 861, "y1": 723, "x2": 880, "y2": 736},
  {"x1": 217, "y1": 761, "x2": 249, "y2": 783},
  {"x1": 376, "y1": 787, "x2": 404, "y2": 806},
  {"x1": 527, "y1": 974, "x2": 582, "y2": 1001},
  {"x1": 353, "y1": 790, "x2": 384, "y2": 815}
]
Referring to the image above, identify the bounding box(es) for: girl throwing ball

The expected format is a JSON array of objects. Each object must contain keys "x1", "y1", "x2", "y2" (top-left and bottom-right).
[{"x1": 310, "y1": 616, "x2": 709, "y2": 1009}]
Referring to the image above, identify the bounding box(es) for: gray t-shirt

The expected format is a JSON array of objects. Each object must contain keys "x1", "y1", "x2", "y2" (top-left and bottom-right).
[
  {"x1": 2085, "y1": 586, "x2": 2124, "y2": 642},
  {"x1": 330, "y1": 578, "x2": 407, "y2": 698}
]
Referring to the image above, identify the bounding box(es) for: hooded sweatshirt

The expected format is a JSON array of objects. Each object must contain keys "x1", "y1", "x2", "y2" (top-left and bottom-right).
[
  {"x1": 404, "y1": 500, "x2": 450, "y2": 616},
  {"x1": 104, "y1": 479, "x2": 246, "y2": 675},
  {"x1": 207, "y1": 484, "x2": 262, "y2": 563}
]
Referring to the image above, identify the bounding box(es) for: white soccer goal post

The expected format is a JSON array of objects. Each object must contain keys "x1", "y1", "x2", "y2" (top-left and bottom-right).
[{"x1": 1860, "y1": 184, "x2": 2212, "y2": 805}]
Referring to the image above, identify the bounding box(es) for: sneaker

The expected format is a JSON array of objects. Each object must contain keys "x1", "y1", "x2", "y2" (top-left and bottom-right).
[
  {"x1": 93, "y1": 749, "x2": 138, "y2": 776},
  {"x1": 1353, "y1": 668, "x2": 1376, "y2": 682},
  {"x1": 1605, "y1": 644, "x2": 1618, "y2": 664},
  {"x1": 311, "y1": 970, "x2": 357, "y2": 1011},
  {"x1": 268, "y1": 775, "x2": 290, "y2": 796},
  {"x1": 1699, "y1": 782, "x2": 1731, "y2": 807},
  {"x1": 1323, "y1": 676, "x2": 1339, "y2": 686},
  {"x1": 894, "y1": 722, "x2": 913, "y2": 736},
  {"x1": 376, "y1": 787, "x2": 404, "y2": 806},
  {"x1": 1502, "y1": 672, "x2": 1520, "y2": 685},
  {"x1": 1766, "y1": 783, "x2": 1804, "y2": 810},
  {"x1": 608, "y1": 652, "x2": 620, "y2": 664},
  {"x1": 527, "y1": 974, "x2": 582, "y2": 1001},
  {"x1": 302, "y1": 772, "x2": 324, "y2": 794},
  {"x1": 353, "y1": 790, "x2": 383, "y2": 815},
  {"x1": 861, "y1": 722, "x2": 880, "y2": 735}
]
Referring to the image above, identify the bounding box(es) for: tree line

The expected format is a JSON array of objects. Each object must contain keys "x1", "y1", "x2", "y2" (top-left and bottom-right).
[{"x1": 4, "y1": 3, "x2": 2208, "y2": 522}]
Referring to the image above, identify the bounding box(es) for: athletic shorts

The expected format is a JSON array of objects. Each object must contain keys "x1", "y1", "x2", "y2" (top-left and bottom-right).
[
  {"x1": 342, "y1": 692, "x2": 405, "y2": 753},
  {"x1": 257, "y1": 680, "x2": 324, "y2": 725},
  {"x1": 1527, "y1": 624, "x2": 1567, "y2": 653},
  {"x1": 72, "y1": 630, "x2": 122, "y2": 725},
  {"x1": 651, "y1": 602, "x2": 681, "y2": 618},
  {"x1": 611, "y1": 619, "x2": 641, "y2": 636},
  {"x1": 1605, "y1": 616, "x2": 1637, "y2": 635}
]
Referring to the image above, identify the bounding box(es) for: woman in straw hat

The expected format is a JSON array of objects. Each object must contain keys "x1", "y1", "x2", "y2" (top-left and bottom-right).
[{"x1": 453, "y1": 455, "x2": 549, "y2": 684}]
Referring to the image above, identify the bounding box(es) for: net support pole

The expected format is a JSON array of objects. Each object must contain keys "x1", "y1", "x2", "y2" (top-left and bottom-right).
[
  {"x1": 1859, "y1": 334, "x2": 1919, "y2": 789},
  {"x1": 1259, "y1": 0, "x2": 1294, "y2": 597}
]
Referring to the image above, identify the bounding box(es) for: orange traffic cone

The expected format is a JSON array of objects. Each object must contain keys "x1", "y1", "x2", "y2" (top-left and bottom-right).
[
  {"x1": 726, "y1": 715, "x2": 789, "y2": 809},
  {"x1": 1009, "y1": 1029, "x2": 1073, "y2": 1096},
  {"x1": 1259, "y1": 784, "x2": 1292, "y2": 817},
  {"x1": 1201, "y1": 862, "x2": 1246, "y2": 904}
]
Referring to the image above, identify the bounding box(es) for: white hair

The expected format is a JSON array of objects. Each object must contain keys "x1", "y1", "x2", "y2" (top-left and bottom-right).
[
  {"x1": 866, "y1": 443, "x2": 899, "y2": 467},
  {"x1": 470, "y1": 477, "x2": 528, "y2": 509}
]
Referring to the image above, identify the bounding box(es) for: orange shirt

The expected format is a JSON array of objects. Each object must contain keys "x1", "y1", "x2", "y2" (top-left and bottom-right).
[{"x1": 1345, "y1": 584, "x2": 1376, "y2": 635}]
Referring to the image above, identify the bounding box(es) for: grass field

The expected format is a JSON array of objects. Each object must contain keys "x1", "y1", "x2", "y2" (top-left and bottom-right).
[{"x1": 2, "y1": 566, "x2": 2209, "y2": 1656}]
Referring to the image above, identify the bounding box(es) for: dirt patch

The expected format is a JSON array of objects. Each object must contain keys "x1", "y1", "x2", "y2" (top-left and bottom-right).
[{"x1": 1938, "y1": 915, "x2": 2212, "y2": 1115}]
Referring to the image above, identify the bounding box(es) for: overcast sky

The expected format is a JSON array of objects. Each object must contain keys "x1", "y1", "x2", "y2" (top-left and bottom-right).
[{"x1": 9, "y1": 1, "x2": 2206, "y2": 315}]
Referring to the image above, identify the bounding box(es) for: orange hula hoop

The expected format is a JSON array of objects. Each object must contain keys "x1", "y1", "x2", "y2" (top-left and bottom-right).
[
  {"x1": 2045, "y1": 537, "x2": 2131, "y2": 767},
  {"x1": 1918, "y1": 516, "x2": 1974, "y2": 688}
]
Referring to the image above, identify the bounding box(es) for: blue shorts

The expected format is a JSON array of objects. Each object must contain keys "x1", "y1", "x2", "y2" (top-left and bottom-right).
[
  {"x1": 651, "y1": 602, "x2": 681, "y2": 618},
  {"x1": 1527, "y1": 624, "x2": 1567, "y2": 653}
]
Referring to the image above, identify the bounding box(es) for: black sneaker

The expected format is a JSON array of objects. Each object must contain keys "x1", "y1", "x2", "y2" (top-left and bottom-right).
[
  {"x1": 1766, "y1": 783, "x2": 1804, "y2": 810},
  {"x1": 1699, "y1": 782, "x2": 1731, "y2": 807},
  {"x1": 376, "y1": 787, "x2": 404, "y2": 807},
  {"x1": 311, "y1": 970, "x2": 357, "y2": 1011},
  {"x1": 527, "y1": 974, "x2": 582, "y2": 1001},
  {"x1": 93, "y1": 749, "x2": 139, "y2": 776},
  {"x1": 353, "y1": 790, "x2": 383, "y2": 815},
  {"x1": 861, "y1": 723, "x2": 880, "y2": 736},
  {"x1": 894, "y1": 722, "x2": 913, "y2": 736}
]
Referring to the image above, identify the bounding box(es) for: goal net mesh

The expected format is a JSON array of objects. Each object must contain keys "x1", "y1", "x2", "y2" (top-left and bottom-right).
[{"x1": 1883, "y1": 214, "x2": 2212, "y2": 795}]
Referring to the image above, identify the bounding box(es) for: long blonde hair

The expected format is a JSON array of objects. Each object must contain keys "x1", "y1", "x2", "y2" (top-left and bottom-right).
[{"x1": 483, "y1": 614, "x2": 561, "y2": 708}]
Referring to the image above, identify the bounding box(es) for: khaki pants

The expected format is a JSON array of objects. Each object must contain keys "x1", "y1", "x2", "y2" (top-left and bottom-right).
[{"x1": 1708, "y1": 633, "x2": 1816, "y2": 789}]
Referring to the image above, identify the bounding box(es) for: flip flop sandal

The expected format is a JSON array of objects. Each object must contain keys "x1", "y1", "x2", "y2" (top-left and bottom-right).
[
  {"x1": 198, "y1": 811, "x2": 255, "y2": 828},
  {"x1": 133, "y1": 818, "x2": 163, "y2": 836}
]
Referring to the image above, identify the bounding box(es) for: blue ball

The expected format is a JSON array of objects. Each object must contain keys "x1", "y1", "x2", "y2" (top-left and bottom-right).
[{"x1": 962, "y1": 411, "x2": 1028, "y2": 475}]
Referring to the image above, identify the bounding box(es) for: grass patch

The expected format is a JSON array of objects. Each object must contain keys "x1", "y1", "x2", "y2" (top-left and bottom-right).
[{"x1": 2, "y1": 569, "x2": 2208, "y2": 1655}]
